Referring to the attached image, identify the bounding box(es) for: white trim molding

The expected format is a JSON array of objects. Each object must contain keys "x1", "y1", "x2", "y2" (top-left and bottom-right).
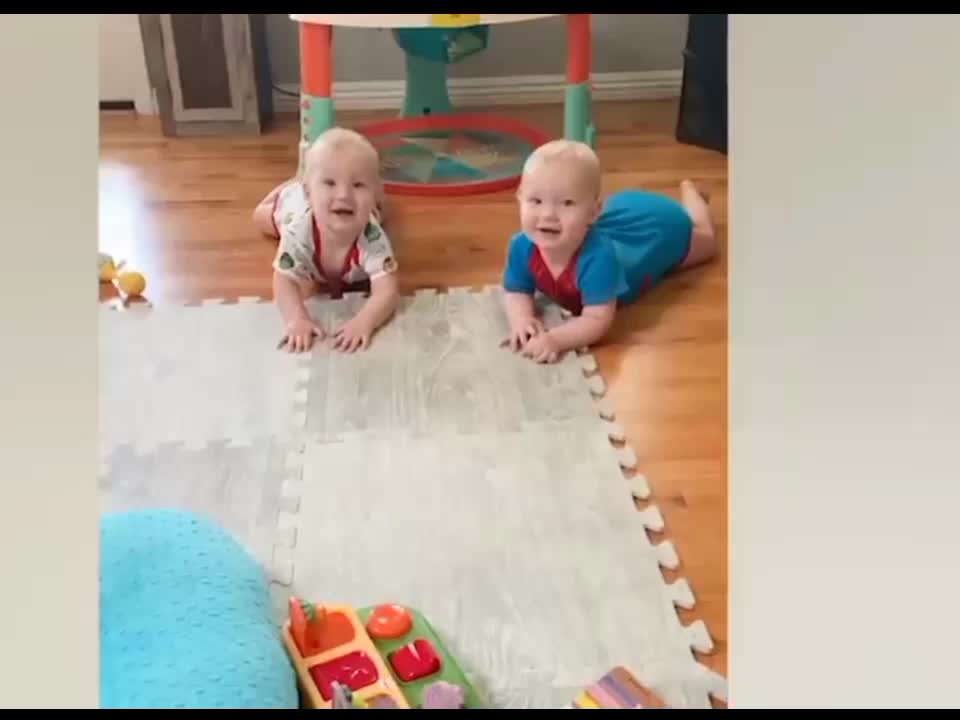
[
  {"x1": 272, "y1": 70, "x2": 682, "y2": 113},
  {"x1": 98, "y1": 14, "x2": 158, "y2": 115}
]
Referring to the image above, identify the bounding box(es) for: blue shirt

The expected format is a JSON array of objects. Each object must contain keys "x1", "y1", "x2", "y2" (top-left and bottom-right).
[
  {"x1": 502, "y1": 189, "x2": 695, "y2": 314},
  {"x1": 502, "y1": 229, "x2": 630, "y2": 314}
]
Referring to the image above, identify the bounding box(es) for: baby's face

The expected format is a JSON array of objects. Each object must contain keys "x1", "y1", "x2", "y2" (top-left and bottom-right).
[
  {"x1": 517, "y1": 162, "x2": 600, "y2": 254},
  {"x1": 306, "y1": 147, "x2": 380, "y2": 239}
]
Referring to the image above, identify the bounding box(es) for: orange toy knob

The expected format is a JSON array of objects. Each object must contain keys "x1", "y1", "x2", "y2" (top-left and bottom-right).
[{"x1": 366, "y1": 603, "x2": 412, "y2": 640}]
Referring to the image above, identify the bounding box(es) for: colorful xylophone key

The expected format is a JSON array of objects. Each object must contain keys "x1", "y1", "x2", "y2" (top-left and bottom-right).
[{"x1": 569, "y1": 666, "x2": 666, "y2": 709}]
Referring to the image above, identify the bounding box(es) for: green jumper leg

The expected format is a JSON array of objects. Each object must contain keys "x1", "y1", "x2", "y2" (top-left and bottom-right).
[
  {"x1": 564, "y1": 14, "x2": 596, "y2": 148},
  {"x1": 298, "y1": 95, "x2": 335, "y2": 177},
  {"x1": 401, "y1": 53, "x2": 455, "y2": 118},
  {"x1": 564, "y1": 82, "x2": 596, "y2": 148}
]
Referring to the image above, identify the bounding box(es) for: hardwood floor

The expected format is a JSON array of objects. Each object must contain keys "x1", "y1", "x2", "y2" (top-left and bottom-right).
[{"x1": 98, "y1": 98, "x2": 728, "y2": 693}]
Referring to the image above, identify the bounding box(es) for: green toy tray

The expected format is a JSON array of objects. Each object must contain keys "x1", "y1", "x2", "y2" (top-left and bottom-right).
[{"x1": 357, "y1": 605, "x2": 484, "y2": 709}]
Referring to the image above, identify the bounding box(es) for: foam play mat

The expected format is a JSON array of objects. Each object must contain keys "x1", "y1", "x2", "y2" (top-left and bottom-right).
[{"x1": 99, "y1": 288, "x2": 726, "y2": 709}]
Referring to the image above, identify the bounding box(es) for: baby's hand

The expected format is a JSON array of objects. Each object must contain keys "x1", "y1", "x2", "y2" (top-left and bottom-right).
[
  {"x1": 521, "y1": 331, "x2": 562, "y2": 364},
  {"x1": 503, "y1": 316, "x2": 545, "y2": 352},
  {"x1": 280, "y1": 317, "x2": 324, "y2": 353},
  {"x1": 333, "y1": 314, "x2": 374, "y2": 353}
]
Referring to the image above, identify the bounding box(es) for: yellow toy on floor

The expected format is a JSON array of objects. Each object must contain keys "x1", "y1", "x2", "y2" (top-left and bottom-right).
[{"x1": 99, "y1": 252, "x2": 147, "y2": 302}]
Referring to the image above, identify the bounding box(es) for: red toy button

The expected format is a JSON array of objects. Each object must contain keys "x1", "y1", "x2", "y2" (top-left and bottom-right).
[
  {"x1": 389, "y1": 639, "x2": 442, "y2": 682},
  {"x1": 309, "y1": 651, "x2": 379, "y2": 701}
]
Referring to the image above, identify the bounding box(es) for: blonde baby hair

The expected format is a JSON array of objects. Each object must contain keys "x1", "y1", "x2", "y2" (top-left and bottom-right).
[
  {"x1": 303, "y1": 126, "x2": 382, "y2": 182},
  {"x1": 521, "y1": 139, "x2": 602, "y2": 198}
]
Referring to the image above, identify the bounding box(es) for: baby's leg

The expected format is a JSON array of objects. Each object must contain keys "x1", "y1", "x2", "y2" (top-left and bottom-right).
[
  {"x1": 678, "y1": 179, "x2": 718, "y2": 268},
  {"x1": 253, "y1": 181, "x2": 292, "y2": 238}
]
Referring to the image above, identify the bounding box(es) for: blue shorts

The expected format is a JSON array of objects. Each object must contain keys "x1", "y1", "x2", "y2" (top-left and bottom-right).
[{"x1": 595, "y1": 189, "x2": 693, "y2": 304}]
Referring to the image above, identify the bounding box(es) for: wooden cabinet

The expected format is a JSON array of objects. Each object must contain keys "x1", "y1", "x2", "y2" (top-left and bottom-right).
[{"x1": 139, "y1": 14, "x2": 273, "y2": 136}]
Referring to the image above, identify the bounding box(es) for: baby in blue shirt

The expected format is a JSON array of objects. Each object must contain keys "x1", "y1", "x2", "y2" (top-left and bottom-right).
[{"x1": 501, "y1": 139, "x2": 717, "y2": 363}]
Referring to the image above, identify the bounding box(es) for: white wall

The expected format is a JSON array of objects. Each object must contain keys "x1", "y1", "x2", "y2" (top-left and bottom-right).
[{"x1": 98, "y1": 14, "x2": 155, "y2": 114}]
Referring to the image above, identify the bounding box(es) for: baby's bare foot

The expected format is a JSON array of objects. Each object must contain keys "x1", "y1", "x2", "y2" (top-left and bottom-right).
[{"x1": 682, "y1": 178, "x2": 710, "y2": 205}]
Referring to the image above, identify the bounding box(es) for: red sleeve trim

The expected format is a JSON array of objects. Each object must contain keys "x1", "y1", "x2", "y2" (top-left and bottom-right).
[{"x1": 270, "y1": 190, "x2": 282, "y2": 237}]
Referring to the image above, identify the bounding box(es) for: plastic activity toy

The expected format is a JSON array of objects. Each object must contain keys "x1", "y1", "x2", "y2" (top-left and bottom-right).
[
  {"x1": 282, "y1": 597, "x2": 484, "y2": 709},
  {"x1": 566, "y1": 666, "x2": 667, "y2": 709},
  {"x1": 289, "y1": 14, "x2": 596, "y2": 196}
]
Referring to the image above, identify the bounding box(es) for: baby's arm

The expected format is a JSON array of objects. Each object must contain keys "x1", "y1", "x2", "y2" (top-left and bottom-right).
[
  {"x1": 333, "y1": 272, "x2": 400, "y2": 352},
  {"x1": 332, "y1": 221, "x2": 401, "y2": 352},
  {"x1": 503, "y1": 291, "x2": 546, "y2": 351},
  {"x1": 521, "y1": 301, "x2": 616, "y2": 363},
  {"x1": 273, "y1": 270, "x2": 324, "y2": 352},
  {"x1": 501, "y1": 234, "x2": 548, "y2": 349},
  {"x1": 520, "y1": 241, "x2": 623, "y2": 363},
  {"x1": 272, "y1": 214, "x2": 325, "y2": 352}
]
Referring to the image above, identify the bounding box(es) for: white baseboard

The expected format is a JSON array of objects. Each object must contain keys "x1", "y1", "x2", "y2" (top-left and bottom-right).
[{"x1": 272, "y1": 70, "x2": 682, "y2": 113}]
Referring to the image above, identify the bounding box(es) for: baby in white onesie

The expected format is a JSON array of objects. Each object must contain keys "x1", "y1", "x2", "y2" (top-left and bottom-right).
[{"x1": 253, "y1": 127, "x2": 400, "y2": 353}]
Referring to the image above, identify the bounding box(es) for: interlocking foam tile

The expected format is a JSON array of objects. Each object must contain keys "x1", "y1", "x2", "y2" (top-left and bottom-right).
[
  {"x1": 99, "y1": 436, "x2": 303, "y2": 591},
  {"x1": 298, "y1": 289, "x2": 599, "y2": 443},
  {"x1": 99, "y1": 298, "x2": 309, "y2": 458},
  {"x1": 290, "y1": 288, "x2": 724, "y2": 709},
  {"x1": 99, "y1": 289, "x2": 726, "y2": 709}
]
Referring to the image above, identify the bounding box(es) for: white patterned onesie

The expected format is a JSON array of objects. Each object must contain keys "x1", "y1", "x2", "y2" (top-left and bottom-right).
[{"x1": 269, "y1": 182, "x2": 396, "y2": 290}]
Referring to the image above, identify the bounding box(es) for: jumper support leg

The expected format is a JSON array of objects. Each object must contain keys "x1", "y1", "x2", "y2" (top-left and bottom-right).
[
  {"x1": 401, "y1": 52, "x2": 454, "y2": 118},
  {"x1": 564, "y1": 14, "x2": 596, "y2": 148},
  {"x1": 298, "y1": 23, "x2": 335, "y2": 176}
]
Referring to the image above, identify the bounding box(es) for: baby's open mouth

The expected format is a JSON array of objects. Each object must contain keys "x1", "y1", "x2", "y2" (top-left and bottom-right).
[
  {"x1": 537, "y1": 227, "x2": 561, "y2": 236},
  {"x1": 332, "y1": 208, "x2": 355, "y2": 218}
]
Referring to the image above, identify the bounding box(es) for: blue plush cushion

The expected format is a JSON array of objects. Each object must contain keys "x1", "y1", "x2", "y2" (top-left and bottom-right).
[{"x1": 100, "y1": 509, "x2": 298, "y2": 709}]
